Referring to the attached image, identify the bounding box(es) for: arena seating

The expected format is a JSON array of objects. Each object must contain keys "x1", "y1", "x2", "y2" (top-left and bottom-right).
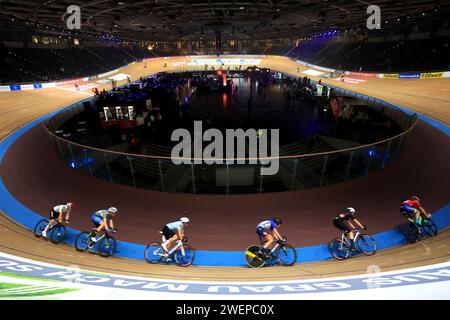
[
  {"x1": 1, "y1": 36, "x2": 449, "y2": 84},
  {"x1": 0, "y1": 45, "x2": 167, "y2": 84},
  {"x1": 285, "y1": 38, "x2": 450, "y2": 72}
]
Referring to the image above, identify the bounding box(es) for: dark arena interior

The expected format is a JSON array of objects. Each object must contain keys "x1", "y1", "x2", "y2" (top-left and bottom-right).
[{"x1": 0, "y1": 0, "x2": 449, "y2": 305}]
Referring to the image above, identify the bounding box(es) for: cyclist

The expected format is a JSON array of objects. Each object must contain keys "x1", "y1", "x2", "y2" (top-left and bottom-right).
[
  {"x1": 42, "y1": 202, "x2": 74, "y2": 238},
  {"x1": 256, "y1": 217, "x2": 283, "y2": 258},
  {"x1": 161, "y1": 217, "x2": 190, "y2": 255},
  {"x1": 333, "y1": 207, "x2": 366, "y2": 249},
  {"x1": 400, "y1": 196, "x2": 431, "y2": 231},
  {"x1": 88, "y1": 207, "x2": 118, "y2": 242}
]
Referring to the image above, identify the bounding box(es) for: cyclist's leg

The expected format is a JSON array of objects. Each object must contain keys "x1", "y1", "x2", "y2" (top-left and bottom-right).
[
  {"x1": 255, "y1": 226, "x2": 274, "y2": 250},
  {"x1": 89, "y1": 215, "x2": 103, "y2": 241},
  {"x1": 413, "y1": 208, "x2": 421, "y2": 224},
  {"x1": 255, "y1": 228, "x2": 270, "y2": 256},
  {"x1": 97, "y1": 221, "x2": 107, "y2": 233},
  {"x1": 161, "y1": 226, "x2": 176, "y2": 253},
  {"x1": 419, "y1": 209, "x2": 430, "y2": 220},
  {"x1": 264, "y1": 234, "x2": 275, "y2": 250},
  {"x1": 43, "y1": 210, "x2": 59, "y2": 236},
  {"x1": 164, "y1": 234, "x2": 178, "y2": 253},
  {"x1": 401, "y1": 204, "x2": 421, "y2": 225},
  {"x1": 400, "y1": 205, "x2": 415, "y2": 223},
  {"x1": 42, "y1": 219, "x2": 55, "y2": 237},
  {"x1": 401, "y1": 205, "x2": 422, "y2": 235},
  {"x1": 347, "y1": 229, "x2": 356, "y2": 243},
  {"x1": 259, "y1": 233, "x2": 273, "y2": 258},
  {"x1": 334, "y1": 218, "x2": 352, "y2": 243}
]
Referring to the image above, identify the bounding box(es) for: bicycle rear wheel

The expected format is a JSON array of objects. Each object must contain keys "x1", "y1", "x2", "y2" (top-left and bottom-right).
[
  {"x1": 406, "y1": 223, "x2": 420, "y2": 243},
  {"x1": 98, "y1": 236, "x2": 116, "y2": 257},
  {"x1": 356, "y1": 234, "x2": 377, "y2": 256},
  {"x1": 245, "y1": 245, "x2": 265, "y2": 268},
  {"x1": 75, "y1": 232, "x2": 91, "y2": 252},
  {"x1": 275, "y1": 244, "x2": 297, "y2": 266},
  {"x1": 174, "y1": 244, "x2": 195, "y2": 267},
  {"x1": 50, "y1": 224, "x2": 67, "y2": 244},
  {"x1": 34, "y1": 219, "x2": 49, "y2": 237},
  {"x1": 145, "y1": 242, "x2": 163, "y2": 264},
  {"x1": 422, "y1": 219, "x2": 438, "y2": 237},
  {"x1": 329, "y1": 239, "x2": 350, "y2": 260}
]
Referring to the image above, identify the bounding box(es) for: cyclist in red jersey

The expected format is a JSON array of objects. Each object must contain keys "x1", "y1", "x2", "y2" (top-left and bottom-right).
[{"x1": 400, "y1": 196, "x2": 431, "y2": 227}]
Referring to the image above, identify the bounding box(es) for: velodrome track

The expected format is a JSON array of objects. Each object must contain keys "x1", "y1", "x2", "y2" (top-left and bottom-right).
[{"x1": 0, "y1": 56, "x2": 449, "y2": 285}]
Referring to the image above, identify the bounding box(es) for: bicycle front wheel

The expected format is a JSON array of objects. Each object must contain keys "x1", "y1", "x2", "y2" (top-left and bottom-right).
[
  {"x1": 98, "y1": 236, "x2": 116, "y2": 257},
  {"x1": 145, "y1": 242, "x2": 163, "y2": 264},
  {"x1": 50, "y1": 224, "x2": 67, "y2": 244},
  {"x1": 34, "y1": 219, "x2": 49, "y2": 237},
  {"x1": 174, "y1": 244, "x2": 195, "y2": 267},
  {"x1": 422, "y1": 219, "x2": 438, "y2": 237},
  {"x1": 356, "y1": 234, "x2": 377, "y2": 256},
  {"x1": 275, "y1": 244, "x2": 297, "y2": 266},
  {"x1": 329, "y1": 239, "x2": 350, "y2": 260},
  {"x1": 244, "y1": 245, "x2": 265, "y2": 268},
  {"x1": 75, "y1": 232, "x2": 91, "y2": 252}
]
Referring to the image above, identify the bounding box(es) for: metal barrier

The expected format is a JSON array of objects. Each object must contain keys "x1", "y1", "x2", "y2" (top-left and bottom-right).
[{"x1": 44, "y1": 80, "x2": 418, "y2": 195}]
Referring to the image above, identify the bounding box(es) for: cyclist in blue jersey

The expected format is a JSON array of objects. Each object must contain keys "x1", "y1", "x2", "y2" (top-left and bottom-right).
[
  {"x1": 161, "y1": 217, "x2": 190, "y2": 255},
  {"x1": 88, "y1": 207, "x2": 118, "y2": 242},
  {"x1": 256, "y1": 217, "x2": 283, "y2": 258}
]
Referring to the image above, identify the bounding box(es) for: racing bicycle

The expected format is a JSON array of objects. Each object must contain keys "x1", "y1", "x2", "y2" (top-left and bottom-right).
[
  {"x1": 245, "y1": 236, "x2": 297, "y2": 268},
  {"x1": 75, "y1": 228, "x2": 117, "y2": 257},
  {"x1": 402, "y1": 212, "x2": 438, "y2": 243},
  {"x1": 329, "y1": 228, "x2": 377, "y2": 260},
  {"x1": 34, "y1": 219, "x2": 67, "y2": 244},
  {"x1": 144, "y1": 231, "x2": 195, "y2": 267}
]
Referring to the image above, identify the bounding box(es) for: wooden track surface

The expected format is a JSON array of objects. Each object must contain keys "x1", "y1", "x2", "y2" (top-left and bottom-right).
[
  {"x1": 0, "y1": 55, "x2": 449, "y2": 280},
  {"x1": 0, "y1": 211, "x2": 449, "y2": 281}
]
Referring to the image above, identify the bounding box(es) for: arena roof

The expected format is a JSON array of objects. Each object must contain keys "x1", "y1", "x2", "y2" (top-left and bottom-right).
[{"x1": 0, "y1": 0, "x2": 449, "y2": 41}]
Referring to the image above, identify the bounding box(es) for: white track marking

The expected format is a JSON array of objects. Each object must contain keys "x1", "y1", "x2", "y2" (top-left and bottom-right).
[{"x1": 54, "y1": 86, "x2": 94, "y2": 96}]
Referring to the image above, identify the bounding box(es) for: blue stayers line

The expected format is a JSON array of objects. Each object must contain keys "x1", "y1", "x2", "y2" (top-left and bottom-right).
[{"x1": 0, "y1": 94, "x2": 449, "y2": 266}]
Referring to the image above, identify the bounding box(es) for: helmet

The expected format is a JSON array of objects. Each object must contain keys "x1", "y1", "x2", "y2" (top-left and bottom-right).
[
  {"x1": 273, "y1": 217, "x2": 282, "y2": 225},
  {"x1": 411, "y1": 196, "x2": 420, "y2": 201},
  {"x1": 346, "y1": 207, "x2": 356, "y2": 217},
  {"x1": 66, "y1": 202, "x2": 75, "y2": 208},
  {"x1": 180, "y1": 217, "x2": 190, "y2": 224},
  {"x1": 108, "y1": 207, "x2": 118, "y2": 214}
]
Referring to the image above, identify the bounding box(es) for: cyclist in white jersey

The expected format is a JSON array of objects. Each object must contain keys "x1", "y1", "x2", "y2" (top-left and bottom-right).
[
  {"x1": 161, "y1": 217, "x2": 190, "y2": 254},
  {"x1": 42, "y1": 202, "x2": 74, "y2": 238}
]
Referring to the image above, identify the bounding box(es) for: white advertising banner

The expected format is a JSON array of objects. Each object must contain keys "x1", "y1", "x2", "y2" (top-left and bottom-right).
[
  {"x1": 20, "y1": 84, "x2": 35, "y2": 91},
  {"x1": 41, "y1": 82, "x2": 56, "y2": 88}
]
